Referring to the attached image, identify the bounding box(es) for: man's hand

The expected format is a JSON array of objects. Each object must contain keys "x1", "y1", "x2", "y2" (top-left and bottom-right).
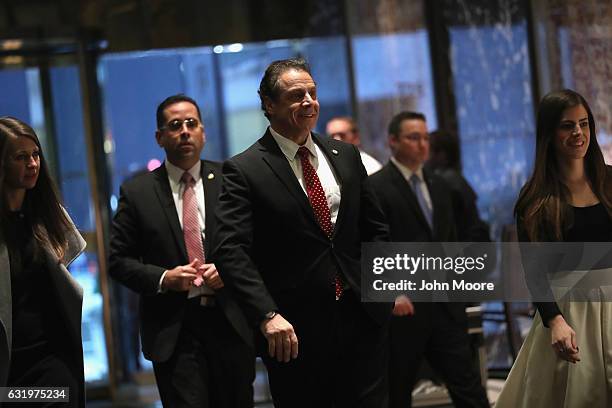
[
  {"x1": 392, "y1": 295, "x2": 415, "y2": 316},
  {"x1": 260, "y1": 314, "x2": 299, "y2": 363},
  {"x1": 160, "y1": 259, "x2": 199, "y2": 292},
  {"x1": 199, "y1": 263, "x2": 224, "y2": 290},
  {"x1": 549, "y1": 315, "x2": 580, "y2": 363}
]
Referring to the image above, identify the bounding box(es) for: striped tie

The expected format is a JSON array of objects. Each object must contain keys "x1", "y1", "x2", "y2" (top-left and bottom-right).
[{"x1": 182, "y1": 172, "x2": 211, "y2": 295}]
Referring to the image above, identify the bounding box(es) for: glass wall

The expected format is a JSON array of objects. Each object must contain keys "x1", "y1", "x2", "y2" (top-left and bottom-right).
[
  {"x1": 444, "y1": 0, "x2": 536, "y2": 237},
  {"x1": 0, "y1": 68, "x2": 48, "y2": 164},
  {"x1": 348, "y1": 0, "x2": 437, "y2": 160},
  {"x1": 0, "y1": 69, "x2": 38, "y2": 122},
  {"x1": 49, "y1": 65, "x2": 110, "y2": 383},
  {"x1": 442, "y1": 0, "x2": 537, "y2": 370}
]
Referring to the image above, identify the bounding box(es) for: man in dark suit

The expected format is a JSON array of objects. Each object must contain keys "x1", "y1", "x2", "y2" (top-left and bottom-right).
[
  {"x1": 109, "y1": 94, "x2": 254, "y2": 408},
  {"x1": 427, "y1": 129, "x2": 491, "y2": 243},
  {"x1": 212, "y1": 58, "x2": 391, "y2": 408},
  {"x1": 367, "y1": 111, "x2": 489, "y2": 408}
]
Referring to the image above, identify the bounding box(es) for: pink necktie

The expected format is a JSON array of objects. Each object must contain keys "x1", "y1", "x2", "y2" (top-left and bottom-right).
[
  {"x1": 297, "y1": 146, "x2": 343, "y2": 300},
  {"x1": 182, "y1": 172, "x2": 205, "y2": 287}
]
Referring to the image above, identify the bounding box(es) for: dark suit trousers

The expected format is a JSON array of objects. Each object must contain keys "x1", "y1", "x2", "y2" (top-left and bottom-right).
[
  {"x1": 152, "y1": 300, "x2": 254, "y2": 408},
  {"x1": 389, "y1": 303, "x2": 488, "y2": 408},
  {"x1": 260, "y1": 290, "x2": 389, "y2": 408}
]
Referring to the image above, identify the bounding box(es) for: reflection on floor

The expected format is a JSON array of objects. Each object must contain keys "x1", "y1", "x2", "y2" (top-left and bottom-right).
[{"x1": 87, "y1": 378, "x2": 504, "y2": 407}]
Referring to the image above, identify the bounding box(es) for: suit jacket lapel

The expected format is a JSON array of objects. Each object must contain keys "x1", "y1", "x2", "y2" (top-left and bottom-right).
[
  {"x1": 201, "y1": 161, "x2": 219, "y2": 255},
  {"x1": 153, "y1": 165, "x2": 188, "y2": 260},
  {"x1": 259, "y1": 131, "x2": 319, "y2": 226},
  {"x1": 388, "y1": 162, "x2": 433, "y2": 236}
]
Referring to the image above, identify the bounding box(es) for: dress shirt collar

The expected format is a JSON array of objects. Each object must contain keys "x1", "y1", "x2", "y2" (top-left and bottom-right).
[
  {"x1": 390, "y1": 156, "x2": 425, "y2": 183},
  {"x1": 165, "y1": 159, "x2": 201, "y2": 185},
  {"x1": 269, "y1": 126, "x2": 317, "y2": 162}
]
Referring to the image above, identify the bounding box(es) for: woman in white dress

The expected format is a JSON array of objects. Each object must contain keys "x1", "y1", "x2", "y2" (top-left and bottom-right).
[{"x1": 496, "y1": 89, "x2": 612, "y2": 407}]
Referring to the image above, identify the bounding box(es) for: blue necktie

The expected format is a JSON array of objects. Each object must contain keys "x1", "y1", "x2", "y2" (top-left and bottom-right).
[{"x1": 410, "y1": 174, "x2": 433, "y2": 229}]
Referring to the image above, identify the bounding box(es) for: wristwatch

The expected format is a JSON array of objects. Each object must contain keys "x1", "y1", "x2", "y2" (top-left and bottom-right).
[{"x1": 264, "y1": 311, "x2": 277, "y2": 320}]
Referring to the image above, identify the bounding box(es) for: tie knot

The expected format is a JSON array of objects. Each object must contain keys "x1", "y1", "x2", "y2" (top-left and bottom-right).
[
  {"x1": 297, "y1": 146, "x2": 310, "y2": 160},
  {"x1": 410, "y1": 173, "x2": 421, "y2": 186},
  {"x1": 181, "y1": 172, "x2": 195, "y2": 186}
]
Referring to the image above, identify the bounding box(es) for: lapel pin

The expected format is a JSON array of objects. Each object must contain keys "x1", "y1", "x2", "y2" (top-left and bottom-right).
[
  {"x1": 207, "y1": 172, "x2": 215, "y2": 180},
  {"x1": 332, "y1": 149, "x2": 339, "y2": 155}
]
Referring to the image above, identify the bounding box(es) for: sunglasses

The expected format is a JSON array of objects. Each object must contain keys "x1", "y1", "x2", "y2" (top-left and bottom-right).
[{"x1": 161, "y1": 118, "x2": 200, "y2": 132}]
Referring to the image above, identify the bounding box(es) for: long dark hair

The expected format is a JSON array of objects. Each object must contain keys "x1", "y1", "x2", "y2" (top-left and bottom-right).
[
  {"x1": 0, "y1": 116, "x2": 72, "y2": 259},
  {"x1": 514, "y1": 89, "x2": 612, "y2": 241}
]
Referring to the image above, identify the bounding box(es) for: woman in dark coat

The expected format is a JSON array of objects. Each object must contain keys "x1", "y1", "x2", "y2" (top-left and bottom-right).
[{"x1": 0, "y1": 117, "x2": 86, "y2": 407}]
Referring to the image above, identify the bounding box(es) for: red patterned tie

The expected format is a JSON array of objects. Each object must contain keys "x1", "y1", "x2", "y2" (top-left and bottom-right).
[
  {"x1": 182, "y1": 172, "x2": 205, "y2": 287},
  {"x1": 297, "y1": 146, "x2": 343, "y2": 300}
]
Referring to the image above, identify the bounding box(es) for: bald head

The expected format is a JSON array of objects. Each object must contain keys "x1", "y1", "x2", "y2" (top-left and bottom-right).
[{"x1": 326, "y1": 117, "x2": 361, "y2": 146}]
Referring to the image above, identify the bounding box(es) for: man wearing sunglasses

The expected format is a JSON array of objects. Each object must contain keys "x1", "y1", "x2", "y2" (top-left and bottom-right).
[{"x1": 109, "y1": 94, "x2": 254, "y2": 408}]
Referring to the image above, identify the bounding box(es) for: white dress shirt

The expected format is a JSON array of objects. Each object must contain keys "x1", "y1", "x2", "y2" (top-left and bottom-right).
[
  {"x1": 390, "y1": 156, "x2": 433, "y2": 212},
  {"x1": 359, "y1": 150, "x2": 383, "y2": 175},
  {"x1": 165, "y1": 160, "x2": 206, "y2": 230},
  {"x1": 269, "y1": 127, "x2": 341, "y2": 226}
]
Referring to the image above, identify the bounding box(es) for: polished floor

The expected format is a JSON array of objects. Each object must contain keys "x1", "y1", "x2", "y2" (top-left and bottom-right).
[{"x1": 87, "y1": 379, "x2": 503, "y2": 407}]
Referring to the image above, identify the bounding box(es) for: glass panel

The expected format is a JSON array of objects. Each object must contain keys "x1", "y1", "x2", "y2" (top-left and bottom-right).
[
  {"x1": 49, "y1": 65, "x2": 110, "y2": 384},
  {"x1": 0, "y1": 68, "x2": 32, "y2": 119},
  {"x1": 443, "y1": 0, "x2": 536, "y2": 371},
  {"x1": 348, "y1": 0, "x2": 437, "y2": 160},
  {"x1": 351, "y1": 32, "x2": 437, "y2": 159},
  {"x1": 50, "y1": 66, "x2": 95, "y2": 230},
  {"x1": 445, "y1": 0, "x2": 535, "y2": 238},
  {"x1": 0, "y1": 67, "x2": 47, "y2": 151}
]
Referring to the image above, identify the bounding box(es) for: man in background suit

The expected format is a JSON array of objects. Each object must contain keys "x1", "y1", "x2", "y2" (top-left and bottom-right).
[
  {"x1": 325, "y1": 116, "x2": 382, "y2": 175},
  {"x1": 427, "y1": 129, "x2": 491, "y2": 243},
  {"x1": 367, "y1": 111, "x2": 489, "y2": 408},
  {"x1": 109, "y1": 94, "x2": 253, "y2": 408},
  {"x1": 212, "y1": 58, "x2": 391, "y2": 408}
]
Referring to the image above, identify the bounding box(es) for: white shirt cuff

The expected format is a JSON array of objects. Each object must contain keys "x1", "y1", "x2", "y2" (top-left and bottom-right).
[{"x1": 158, "y1": 270, "x2": 169, "y2": 293}]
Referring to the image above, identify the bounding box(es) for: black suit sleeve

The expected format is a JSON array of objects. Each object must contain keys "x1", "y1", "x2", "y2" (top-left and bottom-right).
[
  {"x1": 449, "y1": 209, "x2": 458, "y2": 242},
  {"x1": 517, "y1": 220, "x2": 562, "y2": 327},
  {"x1": 356, "y1": 146, "x2": 390, "y2": 243},
  {"x1": 212, "y1": 159, "x2": 278, "y2": 326},
  {"x1": 109, "y1": 184, "x2": 166, "y2": 296}
]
